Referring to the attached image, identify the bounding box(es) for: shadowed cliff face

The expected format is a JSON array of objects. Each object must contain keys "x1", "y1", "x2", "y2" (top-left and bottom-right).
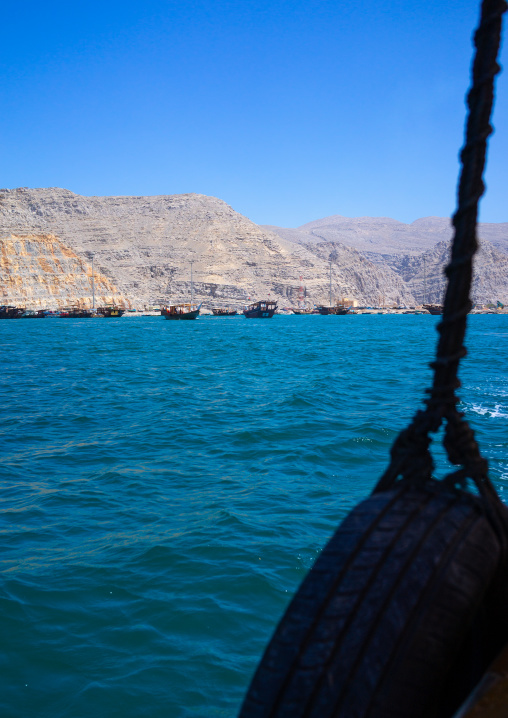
[
  {"x1": 0, "y1": 234, "x2": 128, "y2": 308},
  {"x1": 298, "y1": 241, "x2": 413, "y2": 307},
  {"x1": 266, "y1": 215, "x2": 508, "y2": 305},
  {"x1": 0, "y1": 188, "x2": 415, "y2": 308},
  {"x1": 265, "y1": 215, "x2": 508, "y2": 258},
  {"x1": 388, "y1": 238, "x2": 508, "y2": 305}
]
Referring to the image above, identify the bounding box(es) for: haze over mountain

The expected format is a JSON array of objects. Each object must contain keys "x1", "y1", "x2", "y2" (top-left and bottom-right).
[
  {"x1": 266, "y1": 214, "x2": 508, "y2": 305},
  {"x1": 264, "y1": 216, "x2": 508, "y2": 261}
]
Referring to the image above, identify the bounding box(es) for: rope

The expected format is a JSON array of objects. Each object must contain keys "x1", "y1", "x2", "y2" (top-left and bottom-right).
[{"x1": 375, "y1": 0, "x2": 507, "y2": 509}]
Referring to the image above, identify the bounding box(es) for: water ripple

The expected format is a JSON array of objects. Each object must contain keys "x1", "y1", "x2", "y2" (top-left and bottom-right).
[{"x1": 0, "y1": 314, "x2": 507, "y2": 716}]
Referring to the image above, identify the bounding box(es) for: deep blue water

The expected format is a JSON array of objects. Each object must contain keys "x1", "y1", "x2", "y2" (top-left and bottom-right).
[{"x1": 1, "y1": 314, "x2": 507, "y2": 718}]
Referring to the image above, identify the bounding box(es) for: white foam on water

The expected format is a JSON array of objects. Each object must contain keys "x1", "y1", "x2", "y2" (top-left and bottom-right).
[
  {"x1": 491, "y1": 405, "x2": 508, "y2": 418},
  {"x1": 469, "y1": 403, "x2": 508, "y2": 418}
]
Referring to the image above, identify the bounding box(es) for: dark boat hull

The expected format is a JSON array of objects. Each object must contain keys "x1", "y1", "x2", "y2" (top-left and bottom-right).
[
  {"x1": 162, "y1": 307, "x2": 200, "y2": 320},
  {"x1": 59, "y1": 311, "x2": 93, "y2": 318},
  {"x1": 212, "y1": 309, "x2": 237, "y2": 316},
  {"x1": 0, "y1": 306, "x2": 24, "y2": 319},
  {"x1": 423, "y1": 304, "x2": 444, "y2": 315},
  {"x1": 243, "y1": 309, "x2": 276, "y2": 318},
  {"x1": 243, "y1": 300, "x2": 277, "y2": 318},
  {"x1": 317, "y1": 306, "x2": 350, "y2": 315},
  {"x1": 97, "y1": 308, "x2": 125, "y2": 317}
]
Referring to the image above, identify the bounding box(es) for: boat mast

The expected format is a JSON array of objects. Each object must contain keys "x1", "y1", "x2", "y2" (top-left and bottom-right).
[
  {"x1": 329, "y1": 261, "x2": 332, "y2": 306},
  {"x1": 190, "y1": 261, "x2": 194, "y2": 306},
  {"x1": 91, "y1": 254, "x2": 95, "y2": 310},
  {"x1": 298, "y1": 275, "x2": 305, "y2": 309},
  {"x1": 423, "y1": 256, "x2": 427, "y2": 305}
]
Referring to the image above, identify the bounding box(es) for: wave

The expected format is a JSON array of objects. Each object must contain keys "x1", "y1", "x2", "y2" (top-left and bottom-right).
[{"x1": 468, "y1": 402, "x2": 508, "y2": 418}]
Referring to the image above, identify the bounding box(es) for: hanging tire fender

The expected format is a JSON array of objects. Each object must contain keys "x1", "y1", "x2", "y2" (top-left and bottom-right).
[{"x1": 239, "y1": 481, "x2": 508, "y2": 718}]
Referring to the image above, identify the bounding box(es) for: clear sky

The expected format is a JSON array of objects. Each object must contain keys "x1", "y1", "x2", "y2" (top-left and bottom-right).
[{"x1": 1, "y1": 0, "x2": 506, "y2": 227}]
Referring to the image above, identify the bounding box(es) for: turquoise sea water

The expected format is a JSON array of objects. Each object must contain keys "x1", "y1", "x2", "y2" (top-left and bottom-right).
[{"x1": 1, "y1": 314, "x2": 508, "y2": 718}]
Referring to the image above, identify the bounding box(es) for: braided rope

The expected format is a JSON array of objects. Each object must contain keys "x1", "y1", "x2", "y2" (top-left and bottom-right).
[{"x1": 375, "y1": 0, "x2": 507, "y2": 506}]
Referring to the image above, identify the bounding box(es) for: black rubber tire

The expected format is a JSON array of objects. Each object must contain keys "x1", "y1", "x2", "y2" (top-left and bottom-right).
[{"x1": 239, "y1": 480, "x2": 508, "y2": 718}]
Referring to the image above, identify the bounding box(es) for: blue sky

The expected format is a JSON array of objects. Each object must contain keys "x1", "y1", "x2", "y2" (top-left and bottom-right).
[{"x1": 1, "y1": 0, "x2": 506, "y2": 226}]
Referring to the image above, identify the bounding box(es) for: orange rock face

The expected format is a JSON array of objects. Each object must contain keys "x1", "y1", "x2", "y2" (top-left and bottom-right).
[{"x1": 0, "y1": 233, "x2": 129, "y2": 309}]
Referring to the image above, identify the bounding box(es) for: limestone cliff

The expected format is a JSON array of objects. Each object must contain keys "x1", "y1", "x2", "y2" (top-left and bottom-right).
[
  {"x1": 0, "y1": 233, "x2": 128, "y2": 309},
  {"x1": 0, "y1": 187, "x2": 415, "y2": 308},
  {"x1": 267, "y1": 215, "x2": 508, "y2": 305},
  {"x1": 294, "y1": 241, "x2": 412, "y2": 307},
  {"x1": 390, "y1": 238, "x2": 508, "y2": 305},
  {"x1": 265, "y1": 215, "x2": 508, "y2": 261}
]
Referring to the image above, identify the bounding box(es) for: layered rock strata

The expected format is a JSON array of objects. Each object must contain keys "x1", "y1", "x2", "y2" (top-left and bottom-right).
[
  {"x1": 0, "y1": 233, "x2": 128, "y2": 309},
  {"x1": 267, "y1": 216, "x2": 508, "y2": 305},
  {"x1": 0, "y1": 188, "x2": 415, "y2": 308},
  {"x1": 265, "y1": 216, "x2": 508, "y2": 260},
  {"x1": 3, "y1": 187, "x2": 505, "y2": 309},
  {"x1": 391, "y1": 238, "x2": 508, "y2": 305}
]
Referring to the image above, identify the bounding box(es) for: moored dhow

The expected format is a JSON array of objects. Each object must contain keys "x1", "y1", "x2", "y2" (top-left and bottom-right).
[
  {"x1": 317, "y1": 303, "x2": 351, "y2": 315},
  {"x1": 243, "y1": 300, "x2": 277, "y2": 318},
  {"x1": 19, "y1": 309, "x2": 46, "y2": 318},
  {"x1": 161, "y1": 303, "x2": 202, "y2": 320},
  {"x1": 96, "y1": 305, "x2": 125, "y2": 318},
  {"x1": 211, "y1": 308, "x2": 237, "y2": 316},
  {"x1": 423, "y1": 303, "x2": 444, "y2": 315},
  {"x1": 59, "y1": 307, "x2": 93, "y2": 318},
  {"x1": 0, "y1": 305, "x2": 25, "y2": 319},
  {"x1": 292, "y1": 307, "x2": 317, "y2": 315}
]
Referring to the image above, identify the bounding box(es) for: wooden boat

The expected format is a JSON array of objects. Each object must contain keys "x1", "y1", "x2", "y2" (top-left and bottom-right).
[
  {"x1": 243, "y1": 300, "x2": 277, "y2": 318},
  {"x1": 19, "y1": 309, "x2": 46, "y2": 318},
  {"x1": 59, "y1": 307, "x2": 93, "y2": 318},
  {"x1": 211, "y1": 308, "x2": 237, "y2": 316},
  {"x1": 161, "y1": 303, "x2": 202, "y2": 320},
  {"x1": 0, "y1": 305, "x2": 25, "y2": 319},
  {"x1": 319, "y1": 266, "x2": 352, "y2": 314},
  {"x1": 161, "y1": 262, "x2": 202, "y2": 320},
  {"x1": 96, "y1": 305, "x2": 125, "y2": 318},
  {"x1": 423, "y1": 303, "x2": 444, "y2": 315},
  {"x1": 292, "y1": 307, "x2": 317, "y2": 315},
  {"x1": 317, "y1": 304, "x2": 351, "y2": 315}
]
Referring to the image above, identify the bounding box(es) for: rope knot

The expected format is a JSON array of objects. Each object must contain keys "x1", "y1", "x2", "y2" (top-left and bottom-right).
[
  {"x1": 374, "y1": 0, "x2": 506, "y2": 509},
  {"x1": 444, "y1": 413, "x2": 489, "y2": 478}
]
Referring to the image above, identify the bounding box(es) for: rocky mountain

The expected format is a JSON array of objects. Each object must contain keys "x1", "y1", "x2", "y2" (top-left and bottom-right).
[
  {"x1": 2, "y1": 188, "x2": 506, "y2": 309},
  {"x1": 391, "y1": 238, "x2": 508, "y2": 305},
  {"x1": 295, "y1": 241, "x2": 413, "y2": 307},
  {"x1": 264, "y1": 215, "x2": 508, "y2": 259},
  {"x1": 0, "y1": 233, "x2": 127, "y2": 309},
  {"x1": 0, "y1": 188, "x2": 414, "y2": 308},
  {"x1": 266, "y1": 215, "x2": 508, "y2": 305}
]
